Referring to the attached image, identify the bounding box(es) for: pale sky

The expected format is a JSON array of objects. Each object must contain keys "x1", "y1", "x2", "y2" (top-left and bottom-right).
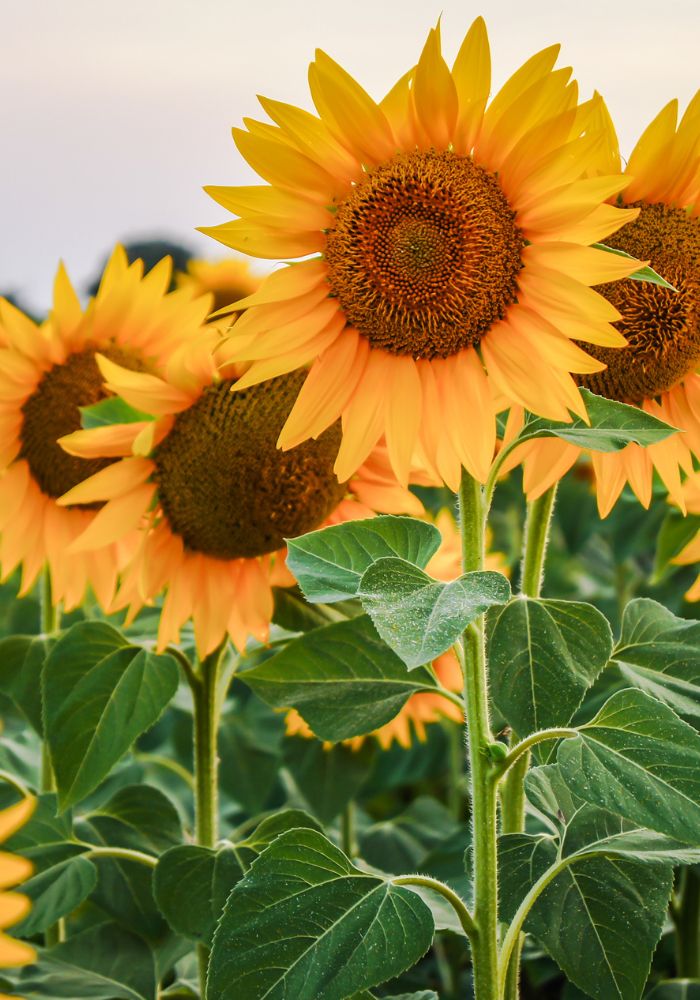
[{"x1": 2, "y1": 0, "x2": 698, "y2": 312}]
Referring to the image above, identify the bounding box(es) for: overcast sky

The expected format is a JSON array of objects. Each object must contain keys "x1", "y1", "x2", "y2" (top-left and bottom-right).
[{"x1": 2, "y1": 0, "x2": 699, "y2": 312}]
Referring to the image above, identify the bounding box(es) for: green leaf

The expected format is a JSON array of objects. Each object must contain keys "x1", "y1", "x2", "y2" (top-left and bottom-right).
[
  {"x1": 558, "y1": 688, "x2": 700, "y2": 844},
  {"x1": 6, "y1": 793, "x2": 80, "y2": 870},
  {"x1": 236, "y1": 808, "x2": 322, "y2": 854},
  {"x1": 0, "y1": 634, "x2": 49, "y2": 733},
  {"x1": 359, "y1": 559, "x2": 510, "y2": 668},
  {"x1": 76, "y1": 784, "x2": 181, "y2": 940},
  {"x1": 593, "y1": 243, "x2": 676, "y2": 290},
  {"x1": 612, "y1": 599, "x2": 700, "y2": 726},
  {"x1": 84, "y1": 784, "x2": 183, "y2": 854},
  {"x1": 490, "y1": 598, "x2": 612, "y2": 746},
  {"x1": 500, "y1": 831, "x2": 671, "y2": 1000},
  {"x1": 645, "y1": 983, "x2": 700, "y2": 999},
  {"x1": 654, "y1": 511, "x2": 700, "y2": 579},
  {"x1": 500, "y1": 800, "x2": 679, "y2": 1000},
  {"x1": 520, "y1": 388, "x2": 678, "y2": 452},
  {"x1": 7, "y1": 923, "x2": 157, "y2": 999},
  {"x1": 14, "y1": 855, "x2": 97, "y2": 935},
  {"x1": 208, "y1": 828, "x2": 434, "y2": 1000},
  {"x1": 154, "y1": 844, "x2": 243, "y2": 945},
  {"x1": 284, "y1": 738, "x2": 375, "y2": 824},
  {"x1": 80, "y1": 395, "x2": 153, "y2": 429},
  {"x1": 286, "y1": 515, "x2": 441, "y2": 603},
  {"x1": 43, "y1": 622, "x2": 179, "y2": 810},
  {"x1": 242, "y1": 616, "x2": 443, "y2": 741}
]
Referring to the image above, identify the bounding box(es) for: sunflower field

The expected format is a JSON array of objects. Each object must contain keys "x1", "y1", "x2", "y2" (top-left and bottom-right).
[{"x1": 3, "y1": 11, "x2": 700, "y2": 1000}]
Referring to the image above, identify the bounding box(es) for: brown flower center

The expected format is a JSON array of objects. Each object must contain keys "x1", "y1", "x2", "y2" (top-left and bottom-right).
[
  {"x1": 153, "y1": 372, "x2": 347, "y2": 560},
  {"x1": 578, "y1": 202, "x2": 700, "y2": 403},
  {"x1": 20, "y1": 346, "x2": 141, "y2": 505},
  {"x1": 324, "y1": 150, "x2": 524, "y2": 359}
]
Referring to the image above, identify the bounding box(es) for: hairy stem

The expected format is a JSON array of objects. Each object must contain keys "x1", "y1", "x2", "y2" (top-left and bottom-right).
[
  {"x1": 394, "y1": 874, "x2": 477, "y2": 941},
  {"x1": 459, "y1": 470, "x2": 499, "y2": 1000},
  {"x1": 501, "y1": 484, "x2": 557, "y2": 1000},
  {"x1": 186, "y1": 641, "x2": 229, "y2": 998},
  {"x1": 40, "y1": 570, "x2": 65, "y2": 947}
]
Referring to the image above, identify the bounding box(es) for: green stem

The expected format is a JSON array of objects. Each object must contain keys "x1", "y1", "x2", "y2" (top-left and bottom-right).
[
  {"x1": 186, "y1": 641, "x2": 229, "y2": 999},
  {"x1": 501, "y1": 728, "x2": 578, "y2": 773},
  {"x1": 459, "y1": 470, "x2": 499, "y2": 1000},
  {"x1": 674, "y1": 868, "x2": 700, "y2": 977},
  {"x1": 40, "y1": 570, "x2": 64, "y2": 947},
  {"x1": 78, "y1": 845, "x2": 158, "y2": 868},
  {"x1": 501, "y1": 485, "x2": 558, "y2": 1000},
  {"x1": 520, "y1": 486, "x2": 557, "y2": 599},
  {"x1": 394, "y1": 874, "x2": 477, "y2": 941}
]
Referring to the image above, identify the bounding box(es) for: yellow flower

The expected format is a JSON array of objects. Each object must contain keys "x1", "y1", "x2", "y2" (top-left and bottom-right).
[
  {"x1": 286, "y1": 508, "x2": 507, "y2": 749},
  {"x1": 175, "y1": 257, "x2": 262, "y2": 317},
  {"x1": 57, "y1": 334, "x2": 422, "y2": 658},
  {"x1": 200, "y1": 17, "x2": 640, "y2": 490},
  {"x1": 0, "y1": 797, "x2": 36, "y2": 971},
  {"x1": 511, "y1": 92, "x2": 700, "y2": 516},
  {"x1": 0, "y1": 247, "x2": 211, "y2": 609}
]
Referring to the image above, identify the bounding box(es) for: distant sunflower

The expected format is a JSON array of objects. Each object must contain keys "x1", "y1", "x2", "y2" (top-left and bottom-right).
[
  {"x1": 286, "y1": 509, "x2": 507, "y2": 748},
  {"x1": 0, "y1": 796, "x2": 35, "y2": 970},
  {"x1": 175, "y1": 257, "x2": 262, "y2": 317},
  {"x1": 512, "y1": 93, "x2": 700, "y2": 515},
  {"x1": 200, "y1": 17, "x2": 641, "y2": 489},
  {"x1": 0, "y1": 248, "x2": 211, "y2": 608},
  {"x1": 58, "y1": 335, "x2": 422, "y2": 657}
]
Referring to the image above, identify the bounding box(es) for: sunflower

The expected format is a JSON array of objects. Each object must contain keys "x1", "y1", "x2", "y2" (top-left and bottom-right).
[
  {"x1": 199, "y1": 17, "x2": 642, "y2": 490},
  {"x1": 510, "y1": 92, "x2": 700, "y2": 516},
  {"x1": 0, "y1": 796, "x2": 35, "y2": 971},
  {"x1": 57, "y1": 333, "x2": 422, "y2": 657},
  {"x1": 0, "y1": 247, "x2": 212, "y2": 609},
  {"x1": 175, "y1": 256, "x2": 263, "y2": 317},
  {"x1": 286, "y1": 508, "x2": 507, "y2": 749}
]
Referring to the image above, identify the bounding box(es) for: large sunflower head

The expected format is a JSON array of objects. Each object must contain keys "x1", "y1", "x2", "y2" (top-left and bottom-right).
[
  {"x1": 510, "y1": 93, "x2": 700, "y2": 516},
  {"x1": 0, "y1": 796, "x2": 36, "y2": 970},
  {"x1": 0, "y1": 248, "x2": 212, "y2": 608},
  {"x1": 175, "y1": 256, "x2": 262, "y2": 318},
  {"x1": 57, "y1": 334, "x2": 422, "y2": 657},
  {"x1": 200, "y1": 18, "x2": 643, "y2": 490}
]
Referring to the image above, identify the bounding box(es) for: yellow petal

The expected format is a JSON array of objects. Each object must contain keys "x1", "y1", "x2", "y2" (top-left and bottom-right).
[
  {"x1": 522, "y1": 243, "x2": 646, "y2": 286},
  {"x1": 232, "y1": 127, "x2": 338, "y2": 196},
  {"x1": 0, "y1": 798, "x2": 35, "y2": 843},
  {"x1": 624, "y1": 99, "x2": 678, "y2": 203},
  {"x1": 198, "y1": 219, "x2": 324, "y2": 260},
  {"x1": 451, "y1": 16, "x2": 490, "y2": 152},
  {"x1": 59, "y1": 422, "x2": 147, "y2": 459},
  {"x1": 57, "y1": 457, "x2": 153, "y2": 507},
  {"x1": 413, "y1": 25, "x2": 458, "y2": 149},
  {"x1": 68, "y1": 483, "x2": 156, "y2": 553}
]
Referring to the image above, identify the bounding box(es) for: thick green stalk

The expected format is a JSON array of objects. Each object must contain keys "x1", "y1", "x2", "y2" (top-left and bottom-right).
[
  {"x1": 40, "y1": 570, "x2": 65, "y2": 946},
  {"x1": 674, "y1": 868, "x2": 700, "y2": 977},
  {"x1": 502, "y1": 484, "x2": 558, "y2": 1000},
  {"x1": 459, "y1": 471, "x2": 499, "y2": 1000},
  {"x1": 188, "y1": 641, "x2": 229, "y2": 998}
]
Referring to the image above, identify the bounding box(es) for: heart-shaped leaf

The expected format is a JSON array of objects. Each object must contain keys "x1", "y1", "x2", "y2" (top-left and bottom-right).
[
  {"x1": 208, "y1": 828, "x2": 434, "y2": 1000},
  {"x1": 241, "y1": 615, "x2": 444, "y2": 739},
  {"x1": 490, "y1": 598, "x2": 612, "y2": 743},
  {"x1": 43, "y1": 622, "x2": 179, "y2": 810},
  {"x1": 558, "y1": 688, "x2": 700, "y2": 844},
  {"x1": 359, "y1": 558, "x2": 510, "y2": 668},
  {"x1": 286, "y1": 516, "x2": 441, "y2": 603}
]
